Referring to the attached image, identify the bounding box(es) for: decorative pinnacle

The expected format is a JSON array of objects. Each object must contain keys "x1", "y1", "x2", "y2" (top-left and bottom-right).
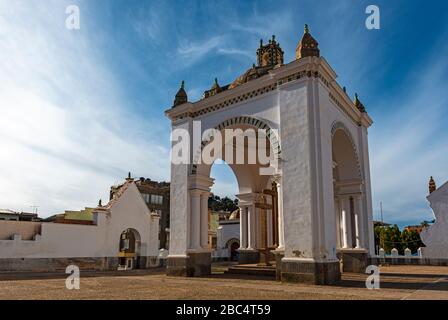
[
  {"x1": 214, "y1": 78, "x2": 218, "y2": 85},
  {"x1": 272, "y1": 35, "x2": 275, "y2": 42},
  {"x1": 304, "y1": 24, "x2": 310, "y2": 33},
  {"x1": 98, "y1": 199, "x2": 102, "y2": 207},
  {"x1": 429, "y1": 176, "x2": 437, "y2": 194},
  {"x1": 260, "y1": 39, "x2": 263, "y2": 47},
  {"x1": 127, "y1": 171, "x2": 131, "y2": 179},
  {"x1": 180, "y1": 80, "x2": 185, "y2": 89}
]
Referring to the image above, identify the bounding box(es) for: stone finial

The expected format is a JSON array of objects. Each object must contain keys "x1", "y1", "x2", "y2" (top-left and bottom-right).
[
  {"x1": 354, "y1": 93, "x2": 366, "y2": 113},
  {"x1": 296, "y1": 24, "x2": 320, "y2": 59},
  {"x1": 98, "y1": 199, "x2": 102, "y2": 207},
  {"x1": 417, "y1": 247, "x2": 423, "y2": 258},
  {"x1": 391, "y1": 248, "x2": 399, "y2": 257},
  {"x1": 173, "y1": 80, "x2": 188, "y2": 107},
  {"x1": 404, "y1": 248, "x2": 412, "y2": 257},
  {"x1": 304, "y1": 24, "x2": 310, "y2": 34},
  {"x1": 429, "y1": 176, "x2": 436, "y2": 194}
]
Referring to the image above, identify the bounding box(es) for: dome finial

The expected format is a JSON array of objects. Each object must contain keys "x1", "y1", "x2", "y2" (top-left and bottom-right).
[
  {"x1": 353, "y1": 93, "x2": 366, "y2": 112},
  {"x1": 173, "y1": 80, "x2": 188, "y2": 107},
  {"x1": 429, "y1": 176, "x2": 437, "y2": 194},
  {"x1": 304, "y1": 24, "x2": 310, "y2": 34},
  {"x1": 296, "y1": 24, "x2": 319, "y2": 59}
]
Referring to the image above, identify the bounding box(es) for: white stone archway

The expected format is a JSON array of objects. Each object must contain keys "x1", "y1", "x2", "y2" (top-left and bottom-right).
[{"x1": 165, "y1": 27, "x2": 374, "y2": 284}]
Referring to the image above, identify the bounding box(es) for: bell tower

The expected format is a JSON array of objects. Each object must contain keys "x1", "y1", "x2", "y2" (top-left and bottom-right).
[{"x1": 256, "y1": 35, "x2": 284, "y2": 68}]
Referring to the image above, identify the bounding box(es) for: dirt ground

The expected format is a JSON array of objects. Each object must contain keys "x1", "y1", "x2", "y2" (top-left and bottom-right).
[{"x1": 0, "y1": 264, "x2": 447, "y2": 300}]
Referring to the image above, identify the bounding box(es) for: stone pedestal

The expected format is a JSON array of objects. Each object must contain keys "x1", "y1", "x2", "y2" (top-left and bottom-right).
[
  {"x1": 340, "y1": 249, "x2": 368, "y2": 273},
  {"x1": 166, "y1": 252, "x2": 211, "y2": 277},
  {"x1": 273, "y1": 250, "x2": 284, "y2": 281},
  {"x1": 280, "y1": 258, "x2": 341, "y2": 285},
  {"x1": 238, "y1": 249, "x2": 260, "y2": 264}
]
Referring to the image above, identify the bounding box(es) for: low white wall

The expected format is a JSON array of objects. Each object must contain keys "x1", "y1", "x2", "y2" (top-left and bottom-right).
[
  {"x1": 0, "y1": 182, "x2": 160, "y2": 260},
  {"x1": 217, "y1": 222, "x2": 240, "y2": 249},
  {"x1": 0, "y1": 220, "x2": 42, "y2": 240}
]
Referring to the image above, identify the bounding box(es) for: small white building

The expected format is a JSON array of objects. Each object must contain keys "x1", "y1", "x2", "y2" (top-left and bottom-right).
[
  {"x1": 0, "y1": 179, "x2": 160, "y2": 271},
  {"x1": 420, "y1": 177, "x2": 448, "y2": 260},
  {"x1": 213, "y1": 210, "x2": 240, "y2": 261}
]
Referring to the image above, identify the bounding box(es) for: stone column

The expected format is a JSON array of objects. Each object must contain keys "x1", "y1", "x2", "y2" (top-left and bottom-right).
[
  {"x1": 200, "y1": 191, "x2": 209, "y2": 249},
  {"x1": 239, "y1": 206, "x2": 248, "y2": 249},
  {"x1": 354, "y1": 195, "x2": 363, "y2": 249},
  {"x1": 334, "y1": 198, "x2": 341, "y2": 248},
  {"x1": 341, "y1": 197, "x2": 350, "y2": 249},
  {"x1": 189, "y1": 189, "x2": 201, "y2": 250},
  {"x1": 277, "y1": 181, "x2": 285, "y2": 250},
  {"x1": 247, "y1": 204, "x2": 256, "y2": 250}
]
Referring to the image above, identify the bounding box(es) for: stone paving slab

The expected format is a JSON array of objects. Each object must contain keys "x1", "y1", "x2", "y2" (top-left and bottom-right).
[{"x1": 0, "y1": 265, "x2": 446, "y2": 300}]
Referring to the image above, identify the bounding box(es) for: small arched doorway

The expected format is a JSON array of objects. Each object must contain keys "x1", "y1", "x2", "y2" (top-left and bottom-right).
[
  {"x1": 118, "y1": 228, "x2": 141, "y2": 270},
  {"x1": 226, "y1": 238, "x2": 240, "y2": 261}
]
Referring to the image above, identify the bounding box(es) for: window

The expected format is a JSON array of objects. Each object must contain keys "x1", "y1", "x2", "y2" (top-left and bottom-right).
[
  {"x1": 150, "y1": 194, "x2": 163, "y2": 205},
  {"x1": 142, "y1": 193, "x2": 163, "y2": 205},
  {"x1": 142, "y1": 194, "x2": 150, "y2": 203}
]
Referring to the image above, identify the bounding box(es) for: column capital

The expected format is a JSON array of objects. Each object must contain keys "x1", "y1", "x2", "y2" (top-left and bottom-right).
[
  {"x1": 189, "y1": 174, "x2": 214, "y2": 191},
  {"x1": 271, "y1": 174, "x2": 282, "y2": 185},
  {"x1": 189, "y1": 189, "x2": 203, "y2": 196}
]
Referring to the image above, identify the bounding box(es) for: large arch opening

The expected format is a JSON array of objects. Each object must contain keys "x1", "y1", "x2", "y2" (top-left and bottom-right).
[
  {"x1": 192, "y1": 117, "x2": 281, "y2": 265},
  {"x1": 332, "y1": 125, "x2": 364, "y2": 251},
  {"x1": 118, "y1": 228, "x2": 141, "y2": 270}
]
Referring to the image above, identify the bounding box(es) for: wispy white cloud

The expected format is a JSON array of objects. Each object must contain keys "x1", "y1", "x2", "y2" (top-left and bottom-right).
[
  {"x1": 176, "y1": 36, "x2": 226, "y2": 66},
  {"x1": 369, "y1": 48, "x2": 448, "y2": 226},
  {"x1": 0, "y1": 1, "x2": 169, "y2": 216}
]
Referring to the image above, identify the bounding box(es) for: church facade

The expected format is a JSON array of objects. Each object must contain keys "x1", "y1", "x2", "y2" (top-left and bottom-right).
[{"x1": 165, "y1": 26, "x2": 374, "y2": 284}]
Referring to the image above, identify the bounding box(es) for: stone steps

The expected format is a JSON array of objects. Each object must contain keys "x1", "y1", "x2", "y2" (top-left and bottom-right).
[{"x1": 225, "y1": 264, "x2": 276, "y2": 278}]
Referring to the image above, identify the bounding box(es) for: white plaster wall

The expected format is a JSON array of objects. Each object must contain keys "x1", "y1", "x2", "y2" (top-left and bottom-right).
[
  {"x1": 278, "y1": 80, "x2": 315, "y2": 259},
  {"x1": 197, "y1": 91, "x2": 280, "y2": 134},
  {"x1": 168, "y1": 120, "x2": 191, "y2": 256},
  {"x1": 0, "y1": 182, "x2": 159, "y2": 258},
  {"x1": 421, "y1": 182, "x2": 448, "y2": 259},
  {"x1": 217, "y1": 223, "x2": 240, "y2": 249},
  {"x1": 0, "y1": 220, "x2": 41, "y2": 240}
]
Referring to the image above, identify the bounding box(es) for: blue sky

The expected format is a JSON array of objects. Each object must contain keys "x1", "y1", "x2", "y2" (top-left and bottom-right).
[{"x1": 1, "y1": 0, "x2": 447, "y2": 227}]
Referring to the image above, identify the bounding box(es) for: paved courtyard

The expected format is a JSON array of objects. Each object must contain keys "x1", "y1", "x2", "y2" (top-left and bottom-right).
[{"x1": 0, "y1": 264, "x2": 447, "y2": 300}]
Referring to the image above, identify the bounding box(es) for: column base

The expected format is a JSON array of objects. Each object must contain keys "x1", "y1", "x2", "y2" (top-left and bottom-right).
[
  {"x1": 166, "y1": 252, "x2": 211, "y2": 277},
  {"x1": 273, "y1": 249, "x2": 284, "y2": 281},
  {"x1": 340, "y1": 249, "x2": 368, "y2": 273},
  {"x1": 280, "y1": 258, "x2": 341, "y2": 285},
  {"x1": 238, "y1": 249, "x2": 260, "y2": 264}
]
